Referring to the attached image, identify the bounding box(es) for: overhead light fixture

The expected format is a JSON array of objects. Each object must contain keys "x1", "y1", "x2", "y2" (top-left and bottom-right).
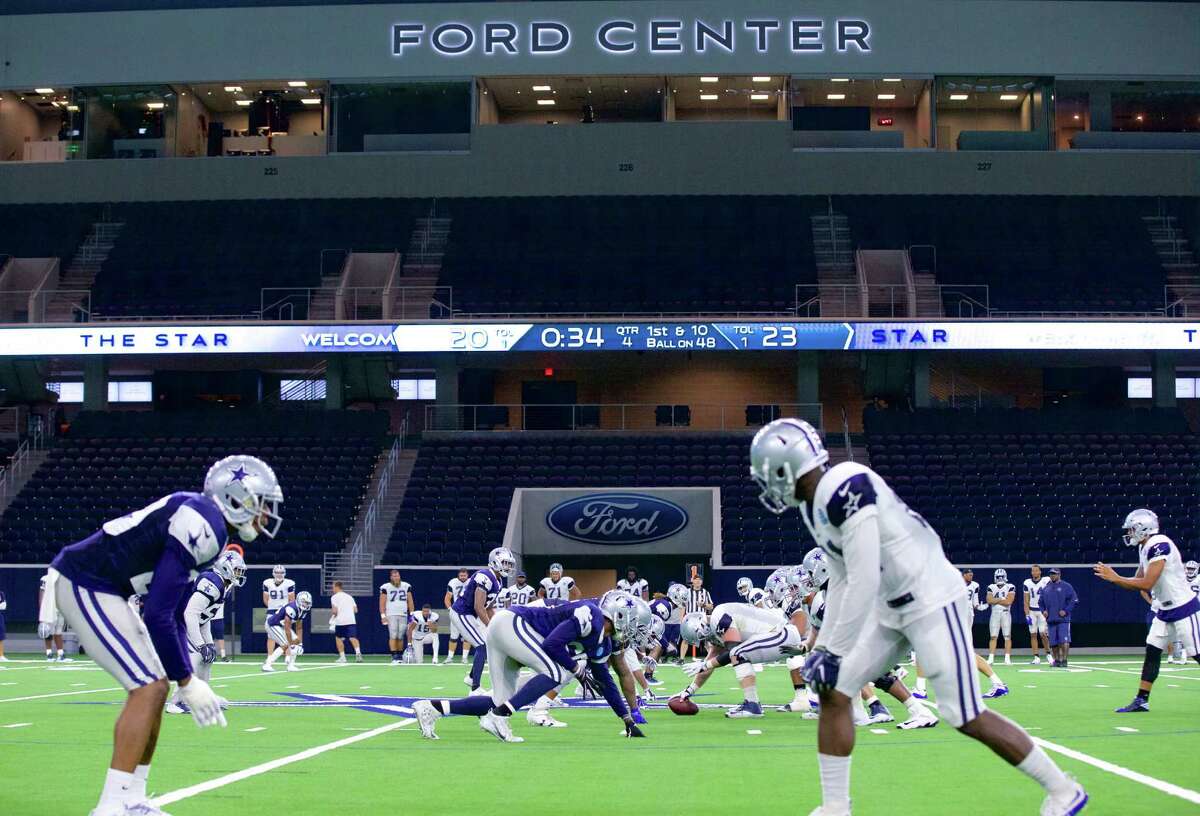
[
  {"x1": 287, "y1": 81, "x2": 307, "y2": 87},
  {"x1": 752, "y1": 76, "x2": 772, "y2": 83},
  {"x1": 950, "y1": 94, "x2": 969, "y2": 101},
  {"x1": 700, "y1": 94, "x2": 719, "y2": 101},
  {"x1": 532, "y1": 85, "x2": 551, "y2": 92},
  {"x1": 1135, "y1": 114, "x2": 1144, "y2": 121},
  {"x1": 224, "y1": 86, "x2": 242, "y2": 93},
  {"x1": 1000, "y1": 94, "x2": 1019, "y2": 101},
  {"x1": 301, "y1": 97, "x2": 322, "y2": 105},
  {"x1": 235, "y1": 100, "x2": 252, "y2": 107},
  {"x1": 145, "y1": 102, "x2": 165, "y2": 109},
  {"x1": 35, "y1": 87, "x2": 54, "y2": 94},
  {"x1": 831, "y1": 78, "x2": 850, "y2": 83},
  {"x1": 877, "y1": 93, "x2": 896, "y2": 100},
  {"x1": 883, "y1": 78, "x2": 903, "y2": 83},
  {"x1": 751, "y1": 93, "x2": 770, "y2": 101},
  {"x1": 66, "y1": 104, "x2": 79, "y2": 112},
  {"x1": 700, "y1": 76, "x2": 719, "y2": 83},
  {"x1": 827, "y1": 93, "x2": 846, "y2": 100},
  {"x1": 1073, "y1": 114, "x2": 1080, "y2": 120},
  {"x1": 537, "y1": 99, "x2": 556, "y2": 106}
]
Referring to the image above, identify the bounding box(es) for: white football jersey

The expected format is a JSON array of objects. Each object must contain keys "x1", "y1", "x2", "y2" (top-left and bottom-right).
[
  {"x1": 709, "y1": 602, "x2": 785, "y2": 642},
  {"x1": 540, "y1": 576, "x2": 576, "y2": 601},
  {"x1": 616, "y1": 578, "x2": 650, "y2": 599},
  {"x1": 379, "y1": 581, "x2": 412, "y2": 616},
  {"x1": 447, "y1": 577, "x2": 467, "y2": 603},
  {"x1": 496, "y1": 587, "x2": 512, "y2": 609},
  {"x1": 1140, "y1": 535, "x2": 1196, "y2": 612},
  {"x1": 508, "y1": 583, "x2": 537, "y2": 605},
  {"x1": 1190, "y1": 575, "x2": 1200, "y2": 599},
  {"x1": 810, "y1": 462, "x2": 962, "y2": 637},
  {"x1": 1023, "y1": 577, "x2": 1050, "y2": 610},
  {"x1": 194, "y1": 574, "x2": 227, "y2": 626},
  {"x1": 410, "y1": 610, "x2": 438, "y2": 638},
  {"x1": 807, "y1": 590, "x2": 826, "y2": 632},
  {"x1": 262, "y1": 578, "x2": 295, "y2": 610},
  {"x1": 988, "y1": 582, "x2": 1016, "y2": 617},
  {"x1": 965, "y1": 580, "x2": 982, "y2": 609}
]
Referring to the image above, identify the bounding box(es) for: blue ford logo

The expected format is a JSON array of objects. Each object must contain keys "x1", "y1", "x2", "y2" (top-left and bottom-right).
[{"x1": 546, "y1": 493, "x2": 688, "y2": 546}]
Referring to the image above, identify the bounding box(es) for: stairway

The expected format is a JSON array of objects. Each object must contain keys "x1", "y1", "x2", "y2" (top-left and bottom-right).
[
  {"x1": 308, "y1": 274, "x2": 341, "y2": 320},
  {"x1": 345, "y1": 445, "x2": 417, "y2": 560},
  {"x1": 0, "y1": 448, "x2": 50, "y2": 516},
  {"x1": 912, "y1": 271, "x2": 945, "y2": 317},
  {"x1": 45, "y1": 220, "x2": 124, "y2": 322},
  {"x1": 402, "y1": 216, "x2": 451, "y2": 276},
  {"x1": 810, "y1": 212, "x2": 860, "y2": 317},
  {"x1": 1144, "y1": 213, "x2": 1200, "y2": 316},
  {"x1": 392, "y1": 212, "x2": 452, "y2": 319}
]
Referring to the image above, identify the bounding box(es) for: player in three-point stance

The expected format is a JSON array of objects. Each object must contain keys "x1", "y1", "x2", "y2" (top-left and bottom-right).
[
  {"x1": 1095, "y1": 509, "x2": 1200, "y2": 712},
  {"x1": 262, "y1": 591, "x2": 312, "y2": 672},
  {"x1": 40, "y1": 454, "x2": 282, "y2": 816},
  {"x1": 750, "y1": 418, "x2": 1086, "y2": 816},
  {"x1": 413, "y1": 592, "x2": 650, "y2": 743}
]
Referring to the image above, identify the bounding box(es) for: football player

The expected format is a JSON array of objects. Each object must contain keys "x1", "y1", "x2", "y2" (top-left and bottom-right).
[
  {"x1": 379, "y1": 569, "x2": 414, "y2": 664},
  {"x1": 261, "y1": 564, "x2": 295, "y2": 661},
  {"x1": 1096, "y1": 510, "x2": 1200, "y2": 712},
  {"x1": 38, "y1": 455, "x2": 281, "y2": 816},
  {"x1": 451, "y1": 547, "x2": 514, "y2": 691},
  {"x1": 672, "y1": 599, "x2": 784, "y2": 701},
  {"x1": 37, "y1": 572, "x2": 68, "y2": 661},
  {"x1": 414, "y1": 592, "x2": 649, "y2": 743},
  {"x1": 538, "y1": 562, "x2": 579, "y2": 603},
  {"x1": 617, "y1": 567, "x2": 650, "y2": 600},
  {"x1": 747, "y1": 587, "x2": 769, "y2": 608},
  {"x1": 167, "y1": 550, "x2": 246, "y2": 714},
  {"x1": 1023, "y1": 565, "x2": 1051, "y2": 665},
  {"x1": 987, "y1": 568, "x2": 1016, "y2": 665},
  {"x1": 0, "y1": 587, "x2": 7, "y2": 661},
  {"x1": 263, "y1": 591, "x2": 312, "y2": 672},
  {"x1": 508, "y1": 571, "x2": 537, "y2": 606},
  {"x1": 406, "y1": 604, "x2": 440, "y2": 664},
  {"x1": 750, "y1": 419, "x2": 1085, "y2": 816},
  {"x1": 443, "y1": 567, "x2": 472, "y2": 665},
  {"x1": 736, "y1": 576, "x2": 755, "y2": 600}
]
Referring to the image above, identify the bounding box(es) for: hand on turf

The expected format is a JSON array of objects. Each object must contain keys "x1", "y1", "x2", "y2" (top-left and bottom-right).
[
  {"x1": 199, "y1": 643, "x2": 217, "y2": 664},
  {"x1": 623, "y1": 718, "x2": 646, "y2": 738},
  {"x1": 631, "y1": 707, "x2": 647, "y2": 725},
  {"x1": 178, "y1": 676, "x2": 227, "y2": 728},
  {"x1": 803, "y1": 647, "x2": 841, "y2": 695},
  {"x1": 682, "y1": 659, "x2": 707, "y2": 677}
]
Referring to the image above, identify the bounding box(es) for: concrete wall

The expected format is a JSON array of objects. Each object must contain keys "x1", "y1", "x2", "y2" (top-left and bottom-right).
[
  {"x1": 0, "y1": 94, "x2": 47, "y2": 162},
  {"x1": 0, "y1": 121, "x2": 1198, "y2": 202},
  {"x1": 936, "y1": 108, "x2": 1023, "y2": 151}
]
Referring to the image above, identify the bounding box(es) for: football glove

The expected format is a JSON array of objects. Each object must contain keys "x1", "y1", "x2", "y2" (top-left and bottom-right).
[
  {"x1": 803, "y1": 647, "x2": 841, "y2": 695},
  {"x1": 623, "y1": 718, "x2": 646, "y2": 738},
  {"x1": 681, "y1": 659, "x2": 708, "y2": 677},
  {"x1": 631, "y1": 707, "x2": 647, "y2": 725},
  {"x1": 199, "y1": 643, "x2": 217, "y2": 664},
  {"x1": 37, "y1": 622, "x2": 53, "y2": 640},
  {"x1": 574, "y1": 666, "x2": 600, "y2": 700},
  {"x1": 1025, "y1": 616, "x2": 1033, "y2": 626},
  {"x1": 177, "y1": 676, "x2": 227, "y2": 728}
]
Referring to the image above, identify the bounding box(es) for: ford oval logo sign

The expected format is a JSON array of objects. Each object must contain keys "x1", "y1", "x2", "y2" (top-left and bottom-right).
[{"x1": 546, "y1": 493, "x2": 688, "y2": 546}]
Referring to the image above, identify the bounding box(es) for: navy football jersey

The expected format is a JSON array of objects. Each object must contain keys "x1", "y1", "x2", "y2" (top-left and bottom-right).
[
  {"x1": 512, "y1": 600, "x2": 613, "y2": 663},
  {"x1": 452, "y1": 568, "x2": 502, "y2": 616},
  {"x1": 268, "y1": 600, "x2": 309, "y2": 627}
]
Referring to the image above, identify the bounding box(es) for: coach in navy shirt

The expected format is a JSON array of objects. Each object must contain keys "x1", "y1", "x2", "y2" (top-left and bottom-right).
[{"x1": 1040, "y1": 569, "x2": 1078, "y2": 668}]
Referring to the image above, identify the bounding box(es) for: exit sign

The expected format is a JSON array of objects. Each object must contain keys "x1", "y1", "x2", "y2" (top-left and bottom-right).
[{"x1": 877, "y1": 116, "x2": 894, "y2": 126}]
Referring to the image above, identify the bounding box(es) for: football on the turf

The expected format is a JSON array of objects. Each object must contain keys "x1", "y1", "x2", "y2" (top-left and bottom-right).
[{"x1": 668, "y1": 697, "x2": 699, "y2": 716}]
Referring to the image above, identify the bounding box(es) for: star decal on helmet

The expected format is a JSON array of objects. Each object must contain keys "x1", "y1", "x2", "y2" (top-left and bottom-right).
[{"x1": 229, "y1": 466, "x2": 249, "y2": 482}]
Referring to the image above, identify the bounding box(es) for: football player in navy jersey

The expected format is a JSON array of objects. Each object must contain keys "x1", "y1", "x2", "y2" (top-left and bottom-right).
[
  {"x1": 166, "y1": 550, "x2": 246, "y2": 714},
  {"x1": 414, "y1": 592, "x2": 650, "y2": 743},
  {"x1": 451, "y1": 547, "x2": 514, "y2": 692},
  {"x1": 40, "y1": 455, "x2": 282, "y2": 816}
]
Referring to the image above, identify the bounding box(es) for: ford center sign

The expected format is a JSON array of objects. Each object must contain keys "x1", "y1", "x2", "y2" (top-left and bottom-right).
[{"x1": 546, "y1": 493, "x2": 689, "y2": 546}]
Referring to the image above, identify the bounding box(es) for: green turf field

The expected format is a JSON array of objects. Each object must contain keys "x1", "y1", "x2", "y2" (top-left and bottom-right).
[{"x1": 1, "y1": 653, "x2": 1197, "y2": 814}]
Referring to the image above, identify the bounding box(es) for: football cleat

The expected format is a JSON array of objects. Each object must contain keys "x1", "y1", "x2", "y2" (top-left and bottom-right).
[
  {"x1": 463, "y1": 674, "x2": 474, "y2": 687},
  {"x1": 526, "y1": 710, "x2": 567, "y2": 728},
  {"x1": 121, "y1": 802, "x2": 176, "y2": 816},
  {"x1": 1115, "y1": 697, "x2": 1149, "y2": 713},
  {"x1": 776, "y1": 700, "x2": 809, "y2": 713},
  {"x1": 911, "y1": 690, "x2": 928, "y2": 700},
  {"x1": 412, "y1": 700, "x2": 441, "y2": 740},
  {"x1": 164, "y1": 701, "x2": 187, "y2": 715},
  {"x1": 897, "y1": 711, "x2": 939, "y2": 729},
  {"x1": 983, "y1": 684, "x2": 1010, "y2": 699},
  {"x1": 807, "y1": 806, "x2": 851, "y2": 816},
  {"x1": 1040, "y1": 779, "x2": 1088, "y2": 816},
  {"x1": 725, "y1": 701, "x2": 765, "y2": 719},
  {"x1": 285, "y1": 664, "x2": 300, "y2": 672},
  {"x1": 1031, "y1": 655, "x2": 1041, "y2": 664},
  {"x1": 802, "y1": 710, "x2": 821, "y2": 720},
  {"x1": 335, "y1": 656, "x2": 347, "y2": 665},
  {"x1": 866, "y1": 701, "x2": 894, "y2": 723},
  {"x1": 646, "y1": 677, "x2": 664, "y2": 686},
  {"x1": 391, "y1": 658, "x2": 401, "y2": 665},
  {"x1": 1004, "y1": 656, "x2": 1012, "y2": 665},
  {"x1": 260, "y1": 663, "x2": 275, "y2": 673},
  {"x1": 356, "y1": 654, "x2": 364, "y2": 663},
  {"x1": 479, "y1": 711, "x2": 524, "y2": 743}
]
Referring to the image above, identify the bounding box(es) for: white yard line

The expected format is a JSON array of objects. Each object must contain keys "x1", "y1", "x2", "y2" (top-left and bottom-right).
[
  {"x1": 151, "y1": 717, "x2": 415, "y2": 807},
  {"x1": 1034, "y1": 737, "x2": 1200, "y2": 806},
  {"x1": 1082, "y1": 665, "x2": 1200, "y2": 682}
]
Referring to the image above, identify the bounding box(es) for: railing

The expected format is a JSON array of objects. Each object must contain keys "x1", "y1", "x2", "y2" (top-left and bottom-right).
[
  {"x1": 350, "y1": 420, "x2": 406, "y2": 556},
  {"x1": 794, "y1": 284, "x2": 990, "y2": 318},
  {"x1": 908, "y1": 244, "x2": 938, "y2": 277},
  {"x1": 90, "y1": 311, "x2": 257, "y2": 322},
  {"x1": 259, "y1": 286, "x2": 454, "y2": 321},
  {"x1": 425, "y1": 403, "x2": 823, "y2": 433},
  {"x1": 0, "y1": 437, "x2": 34, "y2": 507},
  {"x1": 840, "y1": 406, "x2": 853, "y2": 462},
  {"x1": 0, "y1": 289, "x2": 92, "y2": 323},
  {"x1": 321, "y1": 551, "x2": 377, "y2": 595},
  {"x1": 1164, "y1": 286, "x2": 1200, "y2": 319}
]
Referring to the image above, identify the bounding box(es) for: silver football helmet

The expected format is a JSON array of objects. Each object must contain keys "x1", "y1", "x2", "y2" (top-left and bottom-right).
[
  {"x1": 749, "y1": 418, "x2": 829, "y2": 516},
  {"x1": 296, "y1": 590, "x2": 312, "y2": 611},
  {"x1": 802, "y1": 547, "x2": 830, "y2": 589},
  {"x1": 213, "y1": 549, "x2": 247, "y2": 587},
  {"x1": 272, "y1": 564, "x2": 286, "y2": 581},
  {"x1": 667, "y1": 582, "x2": 690, "y2": 608},
  {"x1": 549, "y1": 562, "x2": 564, "y2": 577},
  {"x1": 765, "y1": 568, "x2": 790, "y2": 604},
  {"x1": 647, "y1": 615, "x2": 665, "y2": 643},
  {"x1": 736, "y1": 577, "x2": 753, "y2": 598},
  {"x1": 786, "y1": 565, "x2": 810, "y2": 597},
  {"x1": 600, "y1": 591, "x2": 643, "y2": 644},
  {"x1": 204, "y1": 455, "x2": 283, "y2": 542},
  {"x1": 1185, "y1": 560, "x2": 1199, "y2": 581},
  {"x1": 680, "y1": 611, "x2": 713, "y2": 646},
  {"x1": 489, "y1": 547, "x2": 516, "y2": 578},
  {"x1": 994, "y1": 568, "x2": 1008, "y2": 584},
  {"x1": 1123, "y1": 509, "x2": 1159, "y2": 547}
]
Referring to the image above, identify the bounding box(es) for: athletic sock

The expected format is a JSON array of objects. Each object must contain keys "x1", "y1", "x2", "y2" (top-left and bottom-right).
[
  {"x1": 817, "y1": 753, "x2": 852, "y2": 813},
  {"x1": 218, "y1": 649, "x2": 226, "y2": 659},
  {"x1": 1016, "y1": 746, "x2": 1074, "y2": 796},
  {"x1": 904, "y1": 696, "x2": 925, "y2": 717},
  {"x1": 793, "y1": 687, "x2": 806, "y2": 703},
  {"x1": 991, "y1": 670, "x2": 1005, "y2": 687},
  {"x1": 744, "y1": 685, "x2": 760, "y2": 704},
  {"x1": 131, "y1": 764, "x2": 150, "y2": 801},
  {"x1": 98, "y1": 768, "x2": 136, "y2": 808},
  {"x1": 57, "y1": 649, "x2": 64, "y2": 659},
  {"x1": 354, "y1": 647, "x2": 362, "y2": 656},
  {"x1": 864, "y1": 694, "x2": 880, "y2": 707},
  {"x1": 444, "y1": 695, "x2": 493, "y2": 716},
  {"x1": 915, "y1": 677, "x2": 927, "y2": 694},
  {"x1": 1137, "y1": 689, "x2": 1151, "y2": 702}
]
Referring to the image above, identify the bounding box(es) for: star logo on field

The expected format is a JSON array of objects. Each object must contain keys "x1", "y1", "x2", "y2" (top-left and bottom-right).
[{"x1": 229, "y1": 466, "x2": 249, "y2": 482}]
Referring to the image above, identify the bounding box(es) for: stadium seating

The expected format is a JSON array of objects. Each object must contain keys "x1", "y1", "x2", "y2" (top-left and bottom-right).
[
  {"x1": 90, "y1": 199, "x2": 428, "y2": 318},
  {"x1": 865, "y1": 408, "x2": 1199, "y2": 565},
  {"x1": 385, "y1": 432, "x2": 805, "y2": 567},
  {"x1": 439, "y1": 196, "x2": 821, "y2": 315},
  {"x1": 0, "y1": 204, "x2": 96, "y2": 263},
  {"x1": 838, "y1": 196, "x2": 1167, "y2": 314},
  {"x1": 0, "y1": 410, "x2": 390, "y2": 564}
]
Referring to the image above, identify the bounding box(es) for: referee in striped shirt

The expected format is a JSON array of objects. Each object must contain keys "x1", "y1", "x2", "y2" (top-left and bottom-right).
[{"x1": 682, "y1": 575, "x2": 713, "y2": 659}]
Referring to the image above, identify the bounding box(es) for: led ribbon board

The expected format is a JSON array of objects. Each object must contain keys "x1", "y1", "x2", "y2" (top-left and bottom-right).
[{"x1": 0, "y1": 321, "x2": 1198, "y2": 356}]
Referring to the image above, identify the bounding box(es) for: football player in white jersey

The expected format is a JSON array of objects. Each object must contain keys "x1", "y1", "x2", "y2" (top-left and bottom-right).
[
  {"x1": 262, "y1": 565, "x2": 295, "y2": 660},
  {"x1": 538, "y1": 563, "x2": 580, "y2": 603},
  {"x1": 1095, "y1": 510, "x2": 1200, "y2": 713},
  {"x1": 1188, "y1": 560, "x2": 1200, "y2": 600},
  {"x1": 167, "y1": 550, "x2": 246, "y2": 714},
  {"x1": 616, "y1": 567, "x2": 650, "y2": 600},
  {"x1": 736, "y1": 576, "x2": 755, "y2": 601},
  {"x1": 443, "y1": 568, "x2": 472, "y2": 664},
  {"x1": 379, "y1": 569, "x2": 414, "y2": 664},
  {"x1": 1023, "y1": 565, "x2": 1052, "y2": 665},
  {"x1": 406, "y1": 604, "x2": 440, "y2": 663},
  {"x1": 673, "y1": 601, "x2": 785, "y2": 702},
  {"x1": 751, "y1": 418, "x2": 1086, "y2": 816},
  {"x1": 508, "y1": 571, "x2": 537, "y2": 606},
  {"x1": 986, "y1": 569, "x2": 1016, "y2": 665}
]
